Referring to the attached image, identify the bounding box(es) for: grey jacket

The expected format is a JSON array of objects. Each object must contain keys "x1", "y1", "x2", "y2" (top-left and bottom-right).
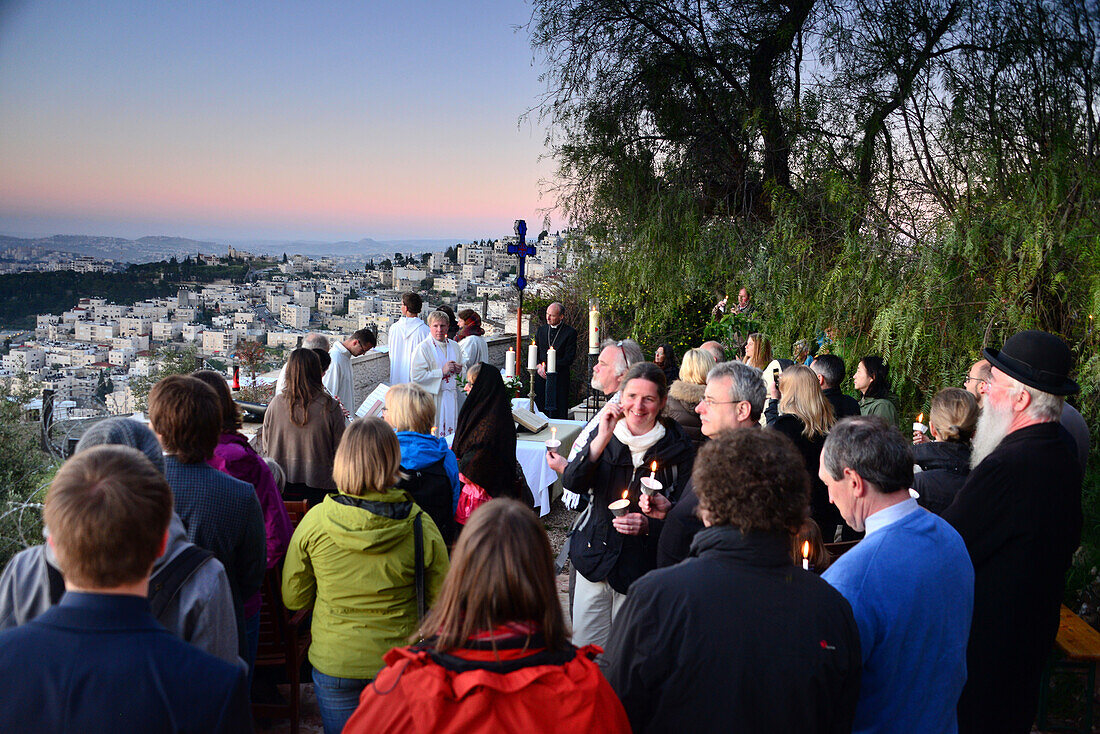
[{"x1": 0, "y1": 513, "x2": 240, "y2": 666}]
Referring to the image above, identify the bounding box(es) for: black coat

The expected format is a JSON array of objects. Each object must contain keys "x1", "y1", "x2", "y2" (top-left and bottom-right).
[
  {"x1": 768, "y1": 415, "x2": 849, "y2": 541},
  {"x1": 656, "y1": 477, "x2": 703, "y2": 567},
  {"x1": 822, "y1": 387, "x2": 861, "y2": 420},
  {"x1": 602, "y1": 526, "x2": 862, "y2": 733},
  {"x1": 533, "y1": 323, "x2": 577, "y2": 419},
  {"x1": 912, "y1": 441, "x2": 970, "y2": 516},
  {"x1": 563, "y1": 419, "x2": 694, "y2": 593},
  {"x1": 942, "y1": 422, "x2": 1083, "y2": 734}
]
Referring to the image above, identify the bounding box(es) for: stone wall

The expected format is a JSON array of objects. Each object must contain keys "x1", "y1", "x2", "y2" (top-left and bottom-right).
[{"x1": 351, "y1": 334, "x2": 516, "y2": 409}]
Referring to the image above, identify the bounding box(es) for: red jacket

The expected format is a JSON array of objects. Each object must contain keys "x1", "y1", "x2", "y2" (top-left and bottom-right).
[{"x1": 343, "y1": 640, "x2": 631, "y2": 734}]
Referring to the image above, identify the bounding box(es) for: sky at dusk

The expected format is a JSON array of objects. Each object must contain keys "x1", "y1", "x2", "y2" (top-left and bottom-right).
[{"x1": 0, "y1": 0, "x2": 559, "y2": 243}]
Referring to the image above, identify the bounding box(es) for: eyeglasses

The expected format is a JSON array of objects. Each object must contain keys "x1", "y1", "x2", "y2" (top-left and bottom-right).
[
  {"x1": 616, "y1": 340, "x2": 628, "y2": 363},
  {"x1": 702, "y1": 397, "x2": 745, "y2": 408},
  {"x1": 963, "y1": 376, "x2": 987, "y2": 387}
]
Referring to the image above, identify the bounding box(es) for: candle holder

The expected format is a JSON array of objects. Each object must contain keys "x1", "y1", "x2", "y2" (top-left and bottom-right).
[
  {"x1": 639, "y1": 477, "x2": 663, "y2": 496},
  {"x1": 527, "y1": 367, "x2": 537, "y2": 412}
]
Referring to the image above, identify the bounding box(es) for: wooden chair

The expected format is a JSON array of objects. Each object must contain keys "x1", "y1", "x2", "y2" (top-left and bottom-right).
[
  {"x1": 251, "y1": 567, "x2": 311, "y2": 734},
  {"x1": 283, "y1": 499, "x2": 309, "y2": 528}
]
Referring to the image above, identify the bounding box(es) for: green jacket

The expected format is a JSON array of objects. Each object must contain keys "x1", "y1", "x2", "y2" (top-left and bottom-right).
[
  {"x1": 858, "y1": 394, "x2": 899, "y2": 427},
  {"x1": 281, "y1": 488, "x2": 448, "y2": 679}
]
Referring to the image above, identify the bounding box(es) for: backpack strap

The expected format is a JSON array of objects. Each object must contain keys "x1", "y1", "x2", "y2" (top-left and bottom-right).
[
  {"x1": 46, "y1": 560, "x2": 65, "y2": 606},
  {"x1": 148, "y1": 545, "x2": 214, "y2": 619},
  {"x1": 414, "y1": 512, "x2": 426, "y2": 621}
]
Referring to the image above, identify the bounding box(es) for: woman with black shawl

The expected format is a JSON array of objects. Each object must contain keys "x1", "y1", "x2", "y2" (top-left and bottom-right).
[{"x1": 452, "y1": 364, "x2": 532, "y2": 523}]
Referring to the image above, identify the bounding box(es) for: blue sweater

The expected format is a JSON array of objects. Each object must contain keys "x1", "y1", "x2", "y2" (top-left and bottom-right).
[
  {"x1": 396, "y1": 431, "x2": 461, "y2": 512},
  {"x1": 823, "y1": 502, "x2": 974, "y2": 734}
]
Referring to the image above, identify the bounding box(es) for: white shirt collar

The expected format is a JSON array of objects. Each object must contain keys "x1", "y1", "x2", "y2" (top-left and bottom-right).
[
  {"x1": 864, "y1": 497, "x2": 920, "y2": 536},
  {"x1": 334, "y1": 341, "x2": 349, "y2": 356}
]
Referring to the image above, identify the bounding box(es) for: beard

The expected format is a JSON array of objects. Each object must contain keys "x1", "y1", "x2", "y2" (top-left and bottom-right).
[{"x1": 970, "y1": 401, "x2": 1014, "y2": 469}]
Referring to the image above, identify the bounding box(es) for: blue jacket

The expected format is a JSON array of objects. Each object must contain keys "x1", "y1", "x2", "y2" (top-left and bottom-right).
[
  {"x1": 0, "y1": 592, "x2": 250, "y2": 733},
  {"x1": 397, "y1": 431, "x2": 460, "y2": 513}
]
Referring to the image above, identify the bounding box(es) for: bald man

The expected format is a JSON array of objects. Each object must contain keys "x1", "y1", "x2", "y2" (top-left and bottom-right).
[{"x1": 534, "y1": 302, "x2": 577, "y2": 418}]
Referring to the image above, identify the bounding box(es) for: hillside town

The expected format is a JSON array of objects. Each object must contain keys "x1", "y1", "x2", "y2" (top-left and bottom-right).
[{"x1": 1, "y1": 233, "x2": 581, "y2": 417}]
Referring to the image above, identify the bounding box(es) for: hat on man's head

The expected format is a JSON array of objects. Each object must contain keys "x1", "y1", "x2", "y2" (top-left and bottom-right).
[{"x1": 982, "y1": 330, "x2": 1079, "y2": 396}]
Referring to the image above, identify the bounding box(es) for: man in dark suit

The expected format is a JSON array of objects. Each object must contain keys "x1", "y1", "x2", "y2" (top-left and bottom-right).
[
  {"x1": 0, "y1": 445, "x2": 250, "y2": 733},
  {"x1": 534, "y1": 302, "x2": 577, "y2": 418},
  {"x1": 811, "y1": 354, "x2": 861, "y2": 419}
]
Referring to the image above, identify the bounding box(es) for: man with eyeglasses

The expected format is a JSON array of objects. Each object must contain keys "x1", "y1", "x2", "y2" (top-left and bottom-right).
[
  {"x1": 642, "y1": 360, "x2": 765, "y2": 567},
  {"x1": 548, "y1": 338, "x2": 644, "y2": 510},
  {"x1": 963, "y1": 359, "x2": 991, "y2": 406}
]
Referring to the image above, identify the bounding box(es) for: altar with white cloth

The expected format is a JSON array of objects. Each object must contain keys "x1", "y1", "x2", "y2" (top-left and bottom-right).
[{"x1": 448, "y1": 418, "x2": 585, "y2": 517}]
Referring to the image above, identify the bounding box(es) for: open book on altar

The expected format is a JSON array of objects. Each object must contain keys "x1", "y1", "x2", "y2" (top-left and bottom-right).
[
  {"x1": 512, "y1": 406, "x2": 549, "y2": 433},
  {"x1": 355, "y1": 383, "x2": 390, "y2": 419}
]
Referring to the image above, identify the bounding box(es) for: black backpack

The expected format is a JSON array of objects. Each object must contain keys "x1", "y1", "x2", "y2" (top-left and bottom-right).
[{"x1": 397, "y1": 457, "x2": 456, "y2": 546}]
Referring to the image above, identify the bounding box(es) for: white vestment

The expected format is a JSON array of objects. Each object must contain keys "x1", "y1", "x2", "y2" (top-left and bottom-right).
[
  {"x1": 388, "y1": 316, "x2": 430, "y2": 386},
  {"x1": 410, "y1": 337, "x2": 461, "y2": 436},
  {"x1": 457, "y1": 334, "x2": 489, "y2": 372},
  {"x1": 322, "y1": 341, "x2": 356, "y2": 416}
]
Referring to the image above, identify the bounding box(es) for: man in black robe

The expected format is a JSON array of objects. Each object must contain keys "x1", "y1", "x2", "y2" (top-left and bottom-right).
[
  {"x1": 942, "y1": 330, "x2": 1083, "y2": 734},
  {"x1": 533, "y1": 302, "x2": 577, "y2": 418}
]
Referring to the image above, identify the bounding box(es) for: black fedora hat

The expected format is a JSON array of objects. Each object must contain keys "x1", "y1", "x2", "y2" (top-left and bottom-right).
[{"x1": 982, "y1": 330, "x2": 1079, "y2": 395}]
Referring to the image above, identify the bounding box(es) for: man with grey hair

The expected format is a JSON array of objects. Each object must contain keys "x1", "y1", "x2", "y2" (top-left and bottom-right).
[
  {"x1": 548, "y1": 338, "x2": 643, "y2": 508},
  {"x1": 821, "y1": 416, "x2": 973, "y2": 733},
  {"x1": 274, "y1": 332, "x2": 330, "y2": 397},
  {"x1": 643, "y1": 360, "x2": 766, "y2": 566},
  {"x1": 534, "y1": 301, "x2": 577, "y2": 418},
  {"x1": 943, "y1": 330, "x2": 1083, "y2": 734}
]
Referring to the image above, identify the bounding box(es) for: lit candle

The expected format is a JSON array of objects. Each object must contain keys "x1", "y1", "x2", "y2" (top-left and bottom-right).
[
  {"x1": 528, "y1": 341, "x2": 538, "y2": 370},
  {"x1": 547, "y1": 346, "x2": 556, "y2": 373},
  {"x1": 504, "y1": 348, "x2": 515, "y2": 378},
  {"x1": 551, "y1": 426, "x2": 557, "y2": 441},
  {"x1": 649, "y1": 460, "x2": 657, "y2": 481},
  {"x1": 609, "y1": 488, "x2": 630, "y2": 517},
  {"x1": 801, "y1": 540, "x2": 810, "y2": 571},
  {"x1": 913, "y1": 412, "x2": 928, "y2": 435},
  {"x1": 431, "y1": 426, "x2": 438, "y2": 437}
]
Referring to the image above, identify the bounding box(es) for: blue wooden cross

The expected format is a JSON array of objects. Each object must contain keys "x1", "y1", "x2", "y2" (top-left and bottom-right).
[{"x1": 507, "y1": 219, "x2": 536, "y2": 290}]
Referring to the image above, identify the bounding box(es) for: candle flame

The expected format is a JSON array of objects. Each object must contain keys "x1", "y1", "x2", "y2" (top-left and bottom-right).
[
  {"x1": 650, "y1": 460, "x2": 658, "y2": 472},
  {"x1": 801, "y1": 541, "x2": 810, "y2": 559},
  {"x1": 621, "y1": 489, "x2": 629, "y2": 500},
  {"x1": 917, "y1": 412, "x2": 924, "y2": 423}
]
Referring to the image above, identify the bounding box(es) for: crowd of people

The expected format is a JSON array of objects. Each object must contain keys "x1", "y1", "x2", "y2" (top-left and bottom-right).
[{"x1": 0, "y1": 285, "x2": 1089, "y2": 734}]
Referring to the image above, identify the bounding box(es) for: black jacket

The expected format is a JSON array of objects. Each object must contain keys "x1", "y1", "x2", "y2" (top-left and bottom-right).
[
  {"x1": 943, "y1": 422, "x2": 1083, "y2": 733},
  {"x1": 533, "y1": 323, "x2": 577, "y2": 418},
  {"x1": 822, "y1": 387, "x2": 861, "y2": 420},
  {"x1": 656, "y1": 477, "x2": 703, "y2": 567},
  {"x1": 564, "y1": 419, "x2": 694, "y2": 593},
  {"x1": 911, "y1": 440, "x2": 970, "y2": 516},
  {"x1": 602, "y1": 526, "x2": 862, "y2": 733},
  {"x1": 768, "y1": 415, "x2": 849, "y2": 540}
]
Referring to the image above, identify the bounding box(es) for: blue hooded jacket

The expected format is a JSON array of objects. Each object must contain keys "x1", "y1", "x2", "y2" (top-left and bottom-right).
[{"x1": 396, "y1": 431, "x2": 461, "y2": 513}]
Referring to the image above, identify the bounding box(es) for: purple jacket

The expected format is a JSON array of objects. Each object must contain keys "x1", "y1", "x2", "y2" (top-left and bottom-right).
[{"x1": 209, "y1": 432, "x2": 293, "y2": 617}]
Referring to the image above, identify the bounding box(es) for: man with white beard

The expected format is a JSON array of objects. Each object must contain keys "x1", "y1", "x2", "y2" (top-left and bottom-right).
[{"x1": 942, "y1": 330, "x2": 1083, "y2": 734}]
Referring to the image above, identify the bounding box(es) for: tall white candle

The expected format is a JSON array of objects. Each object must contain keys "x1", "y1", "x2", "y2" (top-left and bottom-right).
[
  {"x1": 547, "y1": 347, "x2": 557, "y2": 373},
  {"x1": 504, "y1": 348, "x2": 516, "y2": 378},
  {"x1": 528, "y1": 342, "x2": 538, "y2": 370},
  {"x1": 589, "y1": 308, "x2": 600, "y2": 353}
]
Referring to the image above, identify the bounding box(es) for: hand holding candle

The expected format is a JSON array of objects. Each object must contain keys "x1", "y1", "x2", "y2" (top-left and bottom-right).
[
  {"x1": 640, "y1": 460, "x2": 663, "y2": 496},
  {"x1": 912, "y1": 412, "x2": 929, "y2": 444},
  {"x1": 609, "y1": 489, "x2": 630, "y2": 517},
  {"x1": 545, "y1": 425, "x2": 561, "y2": 452}
]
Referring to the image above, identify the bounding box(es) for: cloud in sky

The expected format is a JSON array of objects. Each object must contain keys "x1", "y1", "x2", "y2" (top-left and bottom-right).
[{"x1": 0, "y1": 0, "x2": 561, "y2": 241}]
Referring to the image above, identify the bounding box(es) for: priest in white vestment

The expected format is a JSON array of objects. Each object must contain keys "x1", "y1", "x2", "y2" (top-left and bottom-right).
[
  {"x1": 388, "y1": 292, "x2": 431, "y2": 386},
  {"x1": 410, "y1": 310, "x2": 462, "y2": 436}
]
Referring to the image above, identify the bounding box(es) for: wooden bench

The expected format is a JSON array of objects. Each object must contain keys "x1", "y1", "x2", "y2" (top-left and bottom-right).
[{"x1": 1036, "y1": 605, "x2": 1100, "y2": 733}]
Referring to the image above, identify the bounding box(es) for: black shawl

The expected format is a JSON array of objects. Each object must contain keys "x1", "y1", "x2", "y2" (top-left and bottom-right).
[{"x1": 452, "y1": 364, "x2": 521, "y2": 499}]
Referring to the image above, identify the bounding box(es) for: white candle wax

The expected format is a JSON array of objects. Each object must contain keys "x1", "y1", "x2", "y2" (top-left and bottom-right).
[
  {"x1": 589, "y1": 309, "x2": 599, "y2": 352},
  {"x1": 504, "y1": 349, "x2": 516, "y2": 378},
  {"x1": 547, "y1": 347, "x2": 556, "y2": 373},
  {"x1": 528, "y1": 342, "x2": 538, "y2": 370},
  {"x1": 802, "y1": 558, "x2": 810, "y2": 571}
]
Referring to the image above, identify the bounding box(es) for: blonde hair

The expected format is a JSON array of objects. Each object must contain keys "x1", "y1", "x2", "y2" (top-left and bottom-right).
[
  {"x1": 332, "y1": 418, "x2": 404, "y2": 497},
  {"x1": 778, "y1": 364, "x2": 836, "y2": 439},
  {"x1": 929, "y1": 387, "x2": 978, "y2": 443},
  {"x1": 385, "y1": 383, "x2": 435, "y2": 434},
  {"x1": 427, "y1": 310, "x2": 450, "y2": 327},
  {"x1": 679, "y1": 348, "x2": 716, "y2": 385}
]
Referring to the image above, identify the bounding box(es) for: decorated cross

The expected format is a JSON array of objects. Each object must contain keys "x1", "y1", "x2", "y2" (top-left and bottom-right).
[{"x1": 507, "y1": 219, "x2": 536, "y2": 291}]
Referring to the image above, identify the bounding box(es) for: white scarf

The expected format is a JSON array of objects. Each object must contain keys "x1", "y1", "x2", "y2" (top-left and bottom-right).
[{"x1": 613, "y1": 420, "x2": 666, "y2": 468}]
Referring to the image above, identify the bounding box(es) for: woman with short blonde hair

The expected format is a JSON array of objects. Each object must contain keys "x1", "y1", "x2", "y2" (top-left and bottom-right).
[
  {"x1": 282, "y1": 417, "x2": 450, "y2": 734},
  {"x1": 912, "y1": 387, "x2": 978, "y2": 515},
  {"x1": 663, "y1": 348, "x2": 715, "y2": 448},
  {"x1": 385, "y1": 383, "x2": 435, "y2": 435}
]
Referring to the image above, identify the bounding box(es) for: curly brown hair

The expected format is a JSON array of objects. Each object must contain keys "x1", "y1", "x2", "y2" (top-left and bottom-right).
[{"x1": 693, "y1": 428, "x2": 809, "y2": 533}]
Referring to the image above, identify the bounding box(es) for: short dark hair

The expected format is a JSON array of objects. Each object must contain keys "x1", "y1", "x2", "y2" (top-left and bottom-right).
[
  {"x1": 860, "y1": 356, "x2": 892, "y2": 399},
  {"x1": 45, "y1": 445, "x2": 172, "y2": 588},
  {"x1": 352, "y1": 328, "x2": 376, "y2": 349},
  {"x1": 811, "y1": 353, "x2": 845, "y2": 388},
  {"x1": 401, "y1": 292, "x2": 423, "y2": 315},
  {"x1": 693, "y1": 429, "x2": 809, "y2": 533},
  {"x1": 191, "y1": 370, "x2": 243, "y2": 432},
  {"x1": 148, "y1": 375, "x2": 221, "y2": 463},
  {"x1": 312, "y1": 347, "x2": 331, "y2": 373},
  {"x1": 619, "y1": 362, "x2": 669, "y2": 399},
  {"x1": 821, "y1": 415, "x2": 913, "y2": 494}
]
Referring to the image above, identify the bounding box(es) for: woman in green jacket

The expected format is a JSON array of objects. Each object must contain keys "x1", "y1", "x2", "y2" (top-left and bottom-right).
[
  {"x1": 282, "y1": 417, "x2": 449, "y2": 734},
  {"x1": 854, "y1": 355, "x2": 899, "y2": 427}
]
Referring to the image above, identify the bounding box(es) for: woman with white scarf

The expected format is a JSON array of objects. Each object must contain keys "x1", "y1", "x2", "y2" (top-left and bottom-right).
[
  {"x1": 410, "y1": 310, "x2": 463, "y2": 436},
  {"x1": 562, "y1": 362, "x2": 695, "y2": 648}
]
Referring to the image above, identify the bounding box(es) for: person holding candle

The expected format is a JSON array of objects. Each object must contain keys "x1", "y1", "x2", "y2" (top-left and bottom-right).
[
  {"x1": 534, "y1": 302, "x2": 577, "y2": 419},
  {"x1": 562, "y1": 362, "x2": 694, "y2": 648},
  {"x1": 910, "y1": 387, "x2": 977, "y2": 515},
  {"x1": 602, "y1": 428, "x2": 860, "y2": 732},
  {"x1": 821, "y1": 416, "x2": 973, "y2": 734},
  {"x1": 410, "y1": 310, "x2": 463, "y2": 436}
]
